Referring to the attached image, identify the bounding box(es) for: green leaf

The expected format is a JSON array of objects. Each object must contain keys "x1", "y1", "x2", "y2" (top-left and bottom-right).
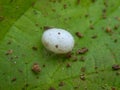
[{"x1": 0, "y1": 0, "x2": 120, "y2": 90}]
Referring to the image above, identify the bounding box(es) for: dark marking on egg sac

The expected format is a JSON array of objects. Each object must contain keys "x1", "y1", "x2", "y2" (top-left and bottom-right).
[
  {"x1": 55, "y1": 45, "x2": 58, "y2": 48},
  {"x1": 112, "y1": 64, "x2": 120, "y2": 70},
  {"x1": 58, "y1": 32, "x2": 61, "y2": 35}
]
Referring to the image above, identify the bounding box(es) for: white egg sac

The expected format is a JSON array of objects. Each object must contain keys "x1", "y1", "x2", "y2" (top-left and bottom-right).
[{"x1": 42, "y1": 28, "x2": 74, "y2": 54}]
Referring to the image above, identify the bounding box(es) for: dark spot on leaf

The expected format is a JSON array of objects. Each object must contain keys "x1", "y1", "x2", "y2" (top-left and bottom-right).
[
  {"x1": 43, "y1": 64, "x2": 46, "y2": 67},
  {"x1": 114, "y1": 25, "x2": 119, "y2": 30},
  {"x1": 32, "y1": 63, "x2": 41, "y2": 73},
  {"x1": 80, "y1": 56, "x2": 85, "y2": 62},
  {"x1": 18, "y1": 69, "x2": 23, "y2": 73},
  {"x1": 116, "y1": 72, "x2": 120, "y2": 75},
  {"x1": 81, "y1": 67, "x2": 86, "y2": 72},
  {"x1": 111, "y1": 87, "x2": 116, "y2": 90},
  {"x1": 112, "y1": 64, "x2": 120, "y2": 70},
  {"x1": 114, "y1": 39, "x2": 117, "y2": 43},
  {"x1": 31, "y1": 2, "x2": 35, "y2": 7},
  {"x1": 91, "y1": 35, "x2": 97, "y2": 39},
  {"x1": 66, "y1": 63, "x2": 71, "y2": 68},
  {"x1": 80, "y1": 74, "x2": 86, "y2": 81},
  {"x1": 105, "y1": 27, "x2": 112, "y2": 34},
  {"x1": 75, "y1": 32, "x2": 83, "y2": 38},
  {"x1": 72, "y1": 56, "x2": 78, "y2": 62},
  {"x1": 5, "y1": 49, "x2": 13, "y2": 55},
  {"x1": 59, "y1": 81, "x2": 65, "y2": 87},
  {"x1": 74, "y1": 86, "x2": 79, "y2": 89},
  {"x1": 43, "y1": 26, "x2": 53, "y2": 30},
  {"x1": 63, "y1": 4, "x2": 67, "y2": 9},
  {"x1": 91, "y1": 0, "x2": 96, "y2": 3},
  {"x1": 48, "y1": 86, "x2": 56, "y2": 90},
  {"x1": 11, "y1": 78, "x2": 16, "y2": 82},
  {"x1": 65, "y1": 52, "x2": 72, "y2": 58},
  {"x1": 32, "y1": 46, "x2": 38, "y2": 51},
  {"x1": 52, "y1": 8, "x2": 56, "y2": 12},
  {"x1": 35, "y1": 23, "x2": 39, "y2": 27},
  {"x1": 102, "y1": 8, "x2": 107, "y2": 13},
  {"x1": 102, "y1": 13, "x2": 107, "y2": 19},
  {"x1": 85, "y1": 14, "x2": 89, "y2": 18},
  {"x1": 90, "y1": 24, "x2": 94, "y2": 29},
  {"x1": 0, "y1": 16, "x2": 4, "y2": 21},
  {"x1": 77, "y1": 47, "x2": 88, "y2": 54},
  {"x1": 7, "y1": 41, "x2": 12, "y2": 45},
  {"x1": 115, "y1": 17, "x2": 120, "y2": 21},
  {"x1": 76, "y1": 0, "x2": 80, "y2": 5}
]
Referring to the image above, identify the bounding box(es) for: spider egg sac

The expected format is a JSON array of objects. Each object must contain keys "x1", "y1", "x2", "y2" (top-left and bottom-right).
[{"x1": 42, "y1": 28, "x2": 74, "y2": 54}]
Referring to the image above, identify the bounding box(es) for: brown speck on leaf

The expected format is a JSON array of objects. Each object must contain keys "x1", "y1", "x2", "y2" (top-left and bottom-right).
[
  {"x1": 66, "y1": 63, "x2": 71, "y2": 68},
  {"x1": 32, "y1": 63, "x2": 41, "y2": 73},
  {"x1": 80, "y1": 74, "x2": 85, "y2": 81},
  {"x1": 91, "y1": 35, "x2": 97, "y2": 39},
  {"x1": 6, "y1": 49, "x2": 13, "y2": 55},
  {"x1": 111, "y1": 87, "x2": 116, "y2": 90},
  {"x1": 74, "y1": 86, "x2": 79, "y2": 89},
  {"x1": 102, "y1": 13, "x2": 107, "y2": 19},
  {"x1": 77, "y1": 47, "x2": 88, "y2": 54},
  {"x1": 85, "y1": 14, "x2": 89, "y2": 18},
  {"x1": 72, "y1": 56, "x2": 78, "y2": 62},
  {"x1": 0, "y1": 16, "x2": 4, "y2": 21},
  {"x1": 116, "y1": 72, "x2": 120, "y2": 75},
  {"x1": 49, "y1": 87, "x2": 56, "y2": 90},
  {"x1": 11, "y1": 78, "x2": 16, "y2": 82},
  {"x1": 63, "y1": 4, "x2": 67, "y2": 9},
  {"x1": 106, "y1": 27, "x2": 112, "y2": 34},
  {"x1": 75, "y1": 32, "x2": 83, "y2": 38},
  {"x1": 76, "y1": 0, "x2": 80, "y2": 5},
  {"x1": 59, "y1": 81, "x2": 65, "y2": 87},
  {"x1": 90, "y1": 24, "x2": 94, "y2": 29},
  {"x1": 115, "y1": 16, "x2": 120, "y2": 21},
  {"x1": 112, "y1": 64, "x2": 120, "y2": 70},
  {"x1": 80, "y1": 56, "x2": 85, "y2": 62},
  {"x1": 65, "y1": 52, "x2": 72, "y2": 58},
  {"x1": 43, "y1": 26, "x2": 53, "y2": 30},
  {"x1": 81, "y1": 67, "x2": 86, "y2": 72},
  {"x1": 102, "y1": 8, "x2": 107, "y2": 13},
  {"x1": 18, "y1": 69, "x2": 23, "y2": 73},
  {"x1": 114, "y1": 25, "x2": 119, "y2": 30},
  {"x1": 35, "y1": 23, "x2": 39, "y2": 27},
  {"x1": 7, "y1": 41, "x2": 12, "y2": 45},
  {"x1": 114, "y1": 39, "x2": 117, "y2": 43},
  {"x1": 43, "y1": 64, "x2": 46, "y2": 67},
  {"x1": 32, "y1": 46, "x2": 38, "y2": 51},
  {"x1": 52, "y1": 8, "x2": 56, "y2": 12}
]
